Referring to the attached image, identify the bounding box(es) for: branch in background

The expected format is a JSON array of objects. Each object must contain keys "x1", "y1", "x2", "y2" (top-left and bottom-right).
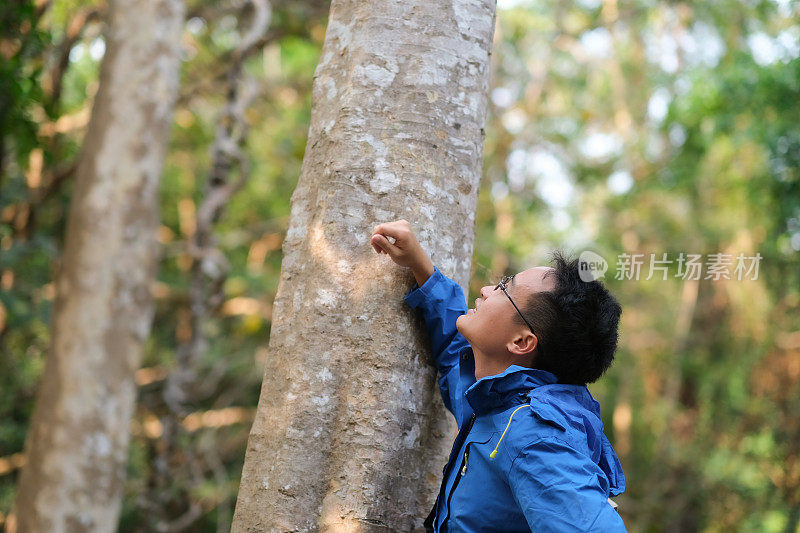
[
  {"x1": 44, "y1": 7, "x2": 103, "y2": 108},
  {"x1": 34, "y1": 0, "x2": 50, "y2": 22},
  {"x1": 9, "y1": 160, "x2": 77, "y2": 240},
  {"x1": 175, "y1": 26, "x2": 287, "y2": 108},
  {"x1": 178, "y1": 0, "x2": 332, "y2": 107}
]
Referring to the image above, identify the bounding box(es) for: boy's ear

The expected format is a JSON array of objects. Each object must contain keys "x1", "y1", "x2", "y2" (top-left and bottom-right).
[{"x1": 507, "y1": 332, "x2": 538, "y2": 356}]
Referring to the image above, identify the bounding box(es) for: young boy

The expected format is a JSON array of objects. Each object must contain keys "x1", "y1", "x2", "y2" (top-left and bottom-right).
[{"x1": 370, "y1": 220, "x2": 627, "y2": 532}]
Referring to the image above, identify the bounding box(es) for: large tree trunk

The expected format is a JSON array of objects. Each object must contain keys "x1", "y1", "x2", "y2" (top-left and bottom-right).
[
  {"x1": 13, "y1": 0, "x2": 184, "y2": 530},
  {"x1": 231, "y1": 0, "x2": 496, "y2": 530}
]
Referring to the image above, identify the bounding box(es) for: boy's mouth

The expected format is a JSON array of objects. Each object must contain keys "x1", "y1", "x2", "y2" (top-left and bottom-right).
[{"x1": 467, "y1": 308, "x2": 475, "y2": 315}]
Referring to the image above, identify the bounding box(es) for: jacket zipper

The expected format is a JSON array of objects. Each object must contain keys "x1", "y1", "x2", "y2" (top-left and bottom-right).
[
  {"x1": 446, "y1": 446, "x2": 470, "y2": 518},
  {"x1": 442, "y1": 412, "x2": 476, "y2": 526}
]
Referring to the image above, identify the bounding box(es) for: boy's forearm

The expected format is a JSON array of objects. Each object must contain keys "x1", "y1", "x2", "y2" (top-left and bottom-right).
[{"x1": 411, "y1": 256, "x2": 435, "y2": 287}]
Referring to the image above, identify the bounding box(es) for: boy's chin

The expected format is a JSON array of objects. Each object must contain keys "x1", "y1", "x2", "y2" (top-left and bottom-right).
[{"x1": 456, "y1": 314, "x2": 470, "y2": 339}]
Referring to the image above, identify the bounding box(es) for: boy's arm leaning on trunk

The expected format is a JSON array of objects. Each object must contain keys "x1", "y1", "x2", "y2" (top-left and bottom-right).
[{"x1": 371, "y1": 220, "x2": 474, "y2": 425}]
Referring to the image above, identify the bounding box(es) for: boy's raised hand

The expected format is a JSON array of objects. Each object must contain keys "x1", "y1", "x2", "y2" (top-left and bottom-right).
[{"x1": 371, "y1": 219, "x2": 435, "y2": 286}]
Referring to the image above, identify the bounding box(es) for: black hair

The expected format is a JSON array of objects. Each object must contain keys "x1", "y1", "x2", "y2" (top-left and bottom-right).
[{"x1": 514, "y1": 249, "x2": 622, "y2": 385}]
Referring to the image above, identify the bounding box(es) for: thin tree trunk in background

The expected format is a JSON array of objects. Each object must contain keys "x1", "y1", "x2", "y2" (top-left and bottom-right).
[
  {"x1": 12, "y1": 0, "x2": 184, "y2": 530},
  {"x1": 148, "y1": 2, "x2": 270, "y2": 529},
  {"x1": 231, "y1": 0, "x2": 496, "y2": 530}
]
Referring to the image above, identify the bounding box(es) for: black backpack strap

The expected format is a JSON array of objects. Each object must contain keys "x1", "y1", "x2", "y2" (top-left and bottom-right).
[{"x1": 422, "y1": 495, "x2": 438, "y2": 532}]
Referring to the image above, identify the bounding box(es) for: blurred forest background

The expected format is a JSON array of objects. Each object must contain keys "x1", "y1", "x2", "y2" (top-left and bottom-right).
[{"x1": 2, "y1": 0, "x2": 799, "y2": 531}]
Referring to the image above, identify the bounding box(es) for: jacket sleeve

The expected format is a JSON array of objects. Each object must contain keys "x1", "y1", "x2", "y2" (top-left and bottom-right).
[
  {"x1": 508, "y1": 437, "x2": 628, "y2": 532},
  {"x1": 404, "y1": 265, "x2": 472, "y2": 422}
]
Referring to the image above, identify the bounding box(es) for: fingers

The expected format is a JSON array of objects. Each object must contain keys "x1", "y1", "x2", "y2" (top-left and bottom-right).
[
  {"x1": 371, "y1": 233, "x2": 400, "y2": 256},
  {"x1": 371, "y1": 220, "x2": 416, "y2": 265},
  {"x1": 371, "y1": 234, "x2": 386, "y2": 254},
  {"x1": 372, "y1": 219, "x2": 410, "y2": 240}
]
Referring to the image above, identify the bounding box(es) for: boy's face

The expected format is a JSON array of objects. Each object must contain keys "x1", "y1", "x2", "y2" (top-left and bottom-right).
[{"x1": 456, "y1": 267, "x2": 556, "y2": 370}]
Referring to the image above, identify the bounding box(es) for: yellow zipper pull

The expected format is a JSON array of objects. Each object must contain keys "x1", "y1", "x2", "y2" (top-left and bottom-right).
[{"x1": 460, "y1": 449, "x2": 469, "y2": 475}]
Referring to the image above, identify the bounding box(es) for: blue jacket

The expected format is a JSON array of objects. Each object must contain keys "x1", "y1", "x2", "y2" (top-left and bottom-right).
[{"x1": 404, "y1": 266, "x2": 627, "y2": 532}]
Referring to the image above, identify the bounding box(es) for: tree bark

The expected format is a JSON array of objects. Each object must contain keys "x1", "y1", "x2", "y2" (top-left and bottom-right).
[
  {"x1": 231, "y1": 0, "x2": 496, "y2": 530},
  {"x1": 13, "y1": 0, "x2": 184, "y2": 531}
]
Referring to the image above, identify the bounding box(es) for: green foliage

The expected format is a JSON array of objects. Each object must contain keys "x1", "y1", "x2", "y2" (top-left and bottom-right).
[{"x1": 0, "y1": 1, "x2": 48, "y2": 163}]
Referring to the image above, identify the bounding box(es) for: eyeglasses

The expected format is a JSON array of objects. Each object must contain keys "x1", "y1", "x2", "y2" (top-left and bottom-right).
[{"x1": 495, "y1": 275, "x2": 542, "y2": 354}]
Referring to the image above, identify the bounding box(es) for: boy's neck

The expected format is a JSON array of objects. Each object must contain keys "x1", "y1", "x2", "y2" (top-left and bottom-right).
[{"x1": 472, "y1": 347, "x2": 519, "y2": 380}]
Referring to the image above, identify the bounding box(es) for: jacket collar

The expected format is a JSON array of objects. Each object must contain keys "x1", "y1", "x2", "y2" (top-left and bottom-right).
[
  {"x1": 463, "y1": 350, "x2": 559, "y2": 415},
  {"x1": 460, "y1": 350, "x2": 627, "y2": 497}
]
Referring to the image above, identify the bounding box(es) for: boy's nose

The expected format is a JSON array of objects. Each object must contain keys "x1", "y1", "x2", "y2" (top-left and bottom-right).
[{"x1": 480, "y1": 285, "x2": 493, "y2": 299}]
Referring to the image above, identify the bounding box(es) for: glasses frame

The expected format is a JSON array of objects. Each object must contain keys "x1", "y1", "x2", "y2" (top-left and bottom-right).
[{"x1": 495, "y1": 275, "x2": 542, "y2": 354}]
